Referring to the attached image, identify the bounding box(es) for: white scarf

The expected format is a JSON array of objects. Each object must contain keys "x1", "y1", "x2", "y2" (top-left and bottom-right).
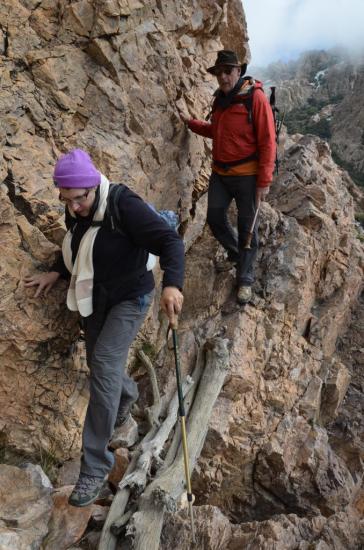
[{"x1": 62, "y1": 174, "x2": 110, "y2": 317}]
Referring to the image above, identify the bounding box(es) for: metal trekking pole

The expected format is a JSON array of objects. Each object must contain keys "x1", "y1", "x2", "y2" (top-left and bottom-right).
[
  {"x1": 170, "y1": 320, "x2": 196, "y2": 543},
  {"x1": 244, "y1": 199, "x2": 261, "y2": 249}
]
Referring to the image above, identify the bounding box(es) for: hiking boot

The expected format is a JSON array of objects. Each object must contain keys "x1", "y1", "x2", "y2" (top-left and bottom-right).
[
  {"x1": 109, "y1": 413, "x2": 139, "y2": 450},
  {"x1": 114, "y1": 399, "x2": 136, "y2": 428},
  {"x1": 215, "y1": 258, "x2": 237, "y2": 273},
  {"x1": 68, "y1": 473, "x2": 106, "y2": 507},
  {"x1": 114, "y1": 408, "x2": 131, "y2": 429},
  {"x1": 237, "y1": 285, "x2": 252, "y2": 304}
]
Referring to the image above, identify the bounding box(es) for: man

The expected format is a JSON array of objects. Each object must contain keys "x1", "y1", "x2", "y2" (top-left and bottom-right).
[
  {"x1": 179, "y1": 50, "x2": 276, "y2": 304},
  {"x1": 24, "y1": 149, "x2": 184, "y2": 506}
]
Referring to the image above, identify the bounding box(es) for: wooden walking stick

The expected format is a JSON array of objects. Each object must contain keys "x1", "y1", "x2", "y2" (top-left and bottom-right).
[
  {"x1": 244, "y1": 199, "x2": 261, "y2": 249},
  {"x1": 169, "y1": 320, "x2": 196, "y2": 543}
]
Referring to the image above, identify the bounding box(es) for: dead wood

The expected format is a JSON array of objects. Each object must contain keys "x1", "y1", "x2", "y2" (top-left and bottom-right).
[
  {"x1": 137, "y1": 349, "x2": 161, "y2": 429},
  {"x1": 126, "y1": 337, "x2": 229, "y2": 550},
  {"x1": 161, "y1": 347, "x2": 205, "y2": 471},
  {"x1": 118, "y1": 376, "x2": 194, "y2": 495}
]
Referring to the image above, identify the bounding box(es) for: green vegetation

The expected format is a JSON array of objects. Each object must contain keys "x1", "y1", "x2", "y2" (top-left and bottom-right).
[
  {"x1": 140, "y1": 340, "x2": 158, "y2": 362},
  {"x1": 37, "y1": 445, "x2": 60, "y2": 483},
  {"x1": 285, "y1": 96, "x2": 364, "y2": 188},
  {"x1": 355, "y1": 211, "x2": 364, "y2": 224},
  {"x1": 332, "y1": 152, "x2": 364, "y2": 188},
  {"x1": 355, "y1": 211, "x2": 364, "y2": 238},
  {"x1": 0, "y1": 441, "x2": 61, "y2": 484},
  {"x1": 130, "y1": 339, "x2": 158, "y2": 374},
  {"x1": 285, "y1": 97, "x2": 333, "y2": 138}
]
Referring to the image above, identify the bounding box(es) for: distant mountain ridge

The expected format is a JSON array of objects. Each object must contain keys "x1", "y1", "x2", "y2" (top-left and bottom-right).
[{"x1": 251, "y1": 49, "x2": 364, "y2": 186}]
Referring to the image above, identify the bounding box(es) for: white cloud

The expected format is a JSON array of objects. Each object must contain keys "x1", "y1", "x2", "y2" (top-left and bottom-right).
[{"x1": 244, "y1": 0, "x2": 364, "y2": 66}]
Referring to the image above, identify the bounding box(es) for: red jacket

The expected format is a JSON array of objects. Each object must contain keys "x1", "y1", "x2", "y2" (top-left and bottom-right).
[{"x1": 188, "y1": 81, "x2": 276, "y2": 187}]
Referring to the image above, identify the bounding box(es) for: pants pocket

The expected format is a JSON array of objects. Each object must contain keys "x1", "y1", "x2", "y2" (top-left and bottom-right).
[{"x1": 137, "y1": 290, "x2": 154, "y2": 312}]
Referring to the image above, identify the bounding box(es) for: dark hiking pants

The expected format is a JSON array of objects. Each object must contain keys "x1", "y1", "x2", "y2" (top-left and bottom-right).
[
  {"x1": 207, "y1": 172, "x2": 258, "y2": 286},
  {"x1": 80, "y1": 290, "x2": 154, "y2": 477}
]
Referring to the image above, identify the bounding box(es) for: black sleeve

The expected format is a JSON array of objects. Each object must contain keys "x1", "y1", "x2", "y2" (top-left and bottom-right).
[
  {"x1": 50, "y1": 208, "x2": 72, "y2": 279},
  {"x1": 118, "y1": 187, "x2": 185, "y2": 290},
  {"x1": 50, "y1": 251, "x2": 70, "y2": 279}
]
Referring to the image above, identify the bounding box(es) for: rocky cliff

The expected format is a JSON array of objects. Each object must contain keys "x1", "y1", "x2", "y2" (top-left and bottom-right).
[
  {"x1": 0, "y1": 2, "x2": 363, "y2": 549},
  {"x1": 255, "y1": 49, "x2": 364, "y2": 187}
]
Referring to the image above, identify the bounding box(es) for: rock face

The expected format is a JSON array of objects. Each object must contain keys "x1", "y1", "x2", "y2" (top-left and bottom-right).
[
  {"x1": 0, "y1": 463, "x2": 53, "y2": 549},
  {"x1": 182, "y1": 134, "x2": 363, "y2": 527},
  {"x1": 0, "y1": 0, "x2": 248, "y2": 460},
  {"x1": 0, "y1": 2, "x2": 363, "y2": 550}
]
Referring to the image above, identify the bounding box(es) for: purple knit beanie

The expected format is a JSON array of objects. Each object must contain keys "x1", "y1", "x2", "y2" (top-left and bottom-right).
[{"x1": 53, "y1": 149, "x2": 101, "y2": 188}]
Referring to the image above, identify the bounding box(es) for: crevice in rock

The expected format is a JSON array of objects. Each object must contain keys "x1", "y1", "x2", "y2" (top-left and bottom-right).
[
  {"x1": 2, "y1": 25, "x2": 9, "y2": 57},
  {"x1": 3, "y1": 169, "x2": 36, "y2": 225},
  {"x1": 302, "y1": 316, "x2": 312, "y2": 340}
]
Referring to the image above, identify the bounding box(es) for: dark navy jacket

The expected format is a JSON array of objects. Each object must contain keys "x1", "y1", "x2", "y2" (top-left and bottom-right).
[{"x1": 52, "y1": 184, "x2": 184, "y2": 313}]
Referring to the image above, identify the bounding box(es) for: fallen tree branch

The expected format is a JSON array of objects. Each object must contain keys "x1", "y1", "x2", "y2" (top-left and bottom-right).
[
  {"x1": 126, "y1": 337, "x2": 230, "y2": 550},
  {"x1": 118, "y1": 376, "x2": 194, "y2": 495},
  {"x1": 137, "y1": 349, "x2": 161, "y2": 430},
  {"x1": 161, "y1": 347, "x2": 205, "y2": 471},
  {"x1": 110, "y1": 509, "x2": 134, "y2": 537}
]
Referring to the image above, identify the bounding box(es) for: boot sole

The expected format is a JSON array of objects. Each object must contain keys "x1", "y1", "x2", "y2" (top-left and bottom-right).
[{"x1": 68, "y1": 491, "x2": 102, "y2": 507}]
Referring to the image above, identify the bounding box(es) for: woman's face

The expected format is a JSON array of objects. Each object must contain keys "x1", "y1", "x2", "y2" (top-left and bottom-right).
[{"x1": 59, "y1": 187, "x2": 96, "y2": 216}]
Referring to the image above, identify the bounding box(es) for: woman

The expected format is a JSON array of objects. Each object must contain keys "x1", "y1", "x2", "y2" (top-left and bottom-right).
[{"x1": 25, "y1": 149, "x2": 184, "y2": 506}]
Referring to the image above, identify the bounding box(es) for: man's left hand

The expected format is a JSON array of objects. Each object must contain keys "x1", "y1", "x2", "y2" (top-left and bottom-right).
[
  {"x1": 160, "y1": 286, "x2": 184, "y2": 327},
  {"x1": 256, "y1": 186, "x2": 270, "y2": 202}
]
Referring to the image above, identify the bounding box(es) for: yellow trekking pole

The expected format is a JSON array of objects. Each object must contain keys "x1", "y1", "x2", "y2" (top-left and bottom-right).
[{"x1": 170, "y1": 320, "x2": 196, "y2": 543}]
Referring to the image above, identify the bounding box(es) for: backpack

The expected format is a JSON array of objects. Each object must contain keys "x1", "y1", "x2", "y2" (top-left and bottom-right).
[
  {"x1": 102, "y1": 184, "x2": 179, "y2": 271},
  {"x1": 104, "y1": 184, "x2": 180, "y2": 234},
  {"x1": 66, "y1": 184, "x2": 179, "y2": 271},
  {"x1": 206, "y1": 77, "x2": 284, "y2": 174}
]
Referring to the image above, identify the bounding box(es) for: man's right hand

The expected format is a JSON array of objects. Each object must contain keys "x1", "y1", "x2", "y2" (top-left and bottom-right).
[
  {"x1": 24, "y1": 271, "x2": 60, "y2": 297},
  {"x1": 177, "y1": 110, "x2": 190, "y2": 125},
  {"x1": 256, "y1": 186, "x2": 270, "y2": 202}
]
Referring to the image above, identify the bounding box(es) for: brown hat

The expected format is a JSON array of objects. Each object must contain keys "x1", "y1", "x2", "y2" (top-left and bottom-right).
[{"x1": 207, "y1": 50, "x2": 247, "y2": 76}]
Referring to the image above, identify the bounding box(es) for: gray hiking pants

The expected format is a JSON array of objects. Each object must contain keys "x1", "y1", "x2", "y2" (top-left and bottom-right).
[
  {"x1": 207, "y1": 173, "x2": 259, "y2": 286},
  {"x1": 80, "y1": 290, "x2": 154, "y2": 477}
]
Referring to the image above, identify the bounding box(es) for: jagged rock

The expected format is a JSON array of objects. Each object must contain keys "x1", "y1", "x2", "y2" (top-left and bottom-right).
[
  {"x1": 56, "y1": 458, "x2": 81, "y2": 487},
  {"x1": 299, "y1": 375, "x2": 322, "y2": 421},
  {"x1": 255, "y1": 413, "x2": 357, "y2": 517},
  {"x1": 228, "y1": 509, "x2": 363, "y2": 549},
  {"x1": 109, "y1": 415, "x2": 139, "y2": 450},
  {"x1": 160, "y1": 505, "x2": 232, "y2": 550},
  {"x1": 320, "y1": 360, "x2": 351, "y2": 424},
  {"x1": 161, "y1": 505, "x2": 363, "y2": 549},
  {"x1": 42, "y1": 485, "x2": 93, "y2": 550},
  {"x1": 189, "y1": 134, "x2": 363, "y2": 527},
  {"x1": 0, "y1": 0, "x2": 247, "y2": 462},
  {"x1": 0, "y1": 2, "x2": 364, "y2": 549},
  {"x1": 0, "y1": 463, "x2": 52, "y2": 549}
]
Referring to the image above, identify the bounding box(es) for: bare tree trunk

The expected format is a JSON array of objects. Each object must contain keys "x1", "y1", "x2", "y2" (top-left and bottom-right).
[{"x1": 126, "y1": 337, "x2": 229, "y2": 550}]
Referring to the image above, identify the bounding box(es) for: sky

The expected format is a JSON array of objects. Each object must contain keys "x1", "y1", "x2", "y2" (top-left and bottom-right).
[{"x1": 243, "y1": 0, "x2": 364, "y2": 67}]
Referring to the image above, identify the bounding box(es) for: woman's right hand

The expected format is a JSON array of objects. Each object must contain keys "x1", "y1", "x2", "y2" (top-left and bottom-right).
[{"x1": 24, "y1": 271, "x2": 60, "y2": 297}]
